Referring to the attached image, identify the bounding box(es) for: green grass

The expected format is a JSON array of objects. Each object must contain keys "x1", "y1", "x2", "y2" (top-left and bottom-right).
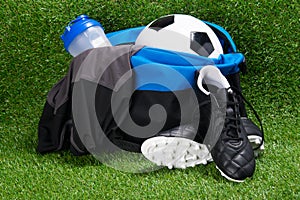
[{"x1": 0, "y1": 0, "x2": 299, "y2": 199}]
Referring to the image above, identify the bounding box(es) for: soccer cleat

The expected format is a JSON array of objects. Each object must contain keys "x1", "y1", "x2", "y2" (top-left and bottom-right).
[
  {"x1": 141, "y1": 136, "x2": 212, "y2": 169},
  {"x1": 197, "y1": 66, "x2": 256, "y2": 182},
  {"x1": 231, "y1": 88, "x2": 265, "y2": 158},
  {"x1": 225, "y1": 72, "x2": 264, "y2": 157},
  {"x1": 241, "y1": 117, "x2": 264, "y2": 157},
  {"x1": 210, "y1": 88, "x2": 255, "y2": 182}
]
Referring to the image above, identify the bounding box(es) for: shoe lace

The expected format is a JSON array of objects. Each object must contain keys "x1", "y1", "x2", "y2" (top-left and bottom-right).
[
  {"x1": 230, "y1": 86, "x2": 264, "y2": 150},
  {"x1": 222, "y1": 88, "x2": 243, "y2": 142}
]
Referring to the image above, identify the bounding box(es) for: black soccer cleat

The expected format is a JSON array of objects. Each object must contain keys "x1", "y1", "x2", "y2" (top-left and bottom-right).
[
  {"x1": 210, "y1": 88, "x2": 255, "y2": 182},
  {"x1": 241, "y1": 117, "x2": 264, "y2": 157},
  {"x1": 225, "y1": 72, "x2": 265, "y2": 157},
  {"x1": 233, "y1": 88, "x2": 265, "y2": 158}
]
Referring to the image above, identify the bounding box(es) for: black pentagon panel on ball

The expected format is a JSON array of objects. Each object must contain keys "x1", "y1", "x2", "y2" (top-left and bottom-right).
[
  {"x1": 190, "y1": 32, "x2": 214, "y2": 57},
  {"x1": 206, "y1": 24, "x2": 232, "y2": 54},
  {"x1": 149, "y1": 15, "x2": 175, "y2": 31}
]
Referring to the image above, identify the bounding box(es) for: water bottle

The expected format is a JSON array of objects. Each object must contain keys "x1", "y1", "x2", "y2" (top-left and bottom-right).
[{"x1": 61, "y1": 15, "x2": 111, "y2": 57}]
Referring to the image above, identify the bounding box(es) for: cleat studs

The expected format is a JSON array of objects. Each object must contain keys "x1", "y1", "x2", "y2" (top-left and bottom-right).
[
  {"x1": 254, "y1": 139, "x2": 261, "y2": 144},
  {"x1": 194, "y1": 145, "x2": 201, "y2": 150}
]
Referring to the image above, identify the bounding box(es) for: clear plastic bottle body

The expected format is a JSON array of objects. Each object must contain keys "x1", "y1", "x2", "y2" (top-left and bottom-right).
[{"x1": 68, "y1": 26, "x2": 111, "y2": 57}]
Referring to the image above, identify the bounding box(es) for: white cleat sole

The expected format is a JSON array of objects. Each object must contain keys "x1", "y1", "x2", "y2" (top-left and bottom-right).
[
  {"x1": 248, "y1": 135, "x2": 264, "y2": 157},
  {"x1": 141, "y1": 136, "x2": 212, "y2": 169},
  {"x1": 215, "y1": 166, "x2": 245, "y2": 183}
]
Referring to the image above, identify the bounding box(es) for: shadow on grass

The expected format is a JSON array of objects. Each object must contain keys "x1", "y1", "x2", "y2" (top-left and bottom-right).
[
  {"x1": 15, "y1": 128, "x2": 224, "y2": 181},
  {"x1": 57, "y1": 150, "x2": 222, "y2": 182}
]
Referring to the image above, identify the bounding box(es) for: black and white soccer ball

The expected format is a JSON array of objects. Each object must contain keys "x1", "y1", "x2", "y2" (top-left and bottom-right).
[{"x1": 135, "y1": 14, "x2": 223, "y2": 58}]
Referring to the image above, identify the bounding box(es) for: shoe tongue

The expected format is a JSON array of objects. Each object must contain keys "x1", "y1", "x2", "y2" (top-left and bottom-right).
[
  {"x1": 226, "y1": 126, "x2": 239, "y2": 140},
  {"x1": 225, "y1": 105, "x2": 240, "y2": 139}
]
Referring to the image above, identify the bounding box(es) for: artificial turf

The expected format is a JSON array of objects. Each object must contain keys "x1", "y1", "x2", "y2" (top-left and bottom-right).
[{"x1": 0, "y1": 0, "x2": 299, "y2": 199}]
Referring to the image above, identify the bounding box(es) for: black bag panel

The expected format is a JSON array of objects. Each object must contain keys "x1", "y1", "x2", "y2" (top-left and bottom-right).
[
  {"x1": 94, "y1": 83, "x2": 145, "y2": 151},
  {"x1": 94, "y1": 83, "x2": 211, "y2": 151},
  {"x1": 129, "y1": 89, "x2": 199, "y2": 131}
]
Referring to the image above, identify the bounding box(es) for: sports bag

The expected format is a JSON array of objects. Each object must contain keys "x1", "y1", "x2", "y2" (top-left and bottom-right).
[{"x1": 37, "y1": 22, "x2": 247, "y2": 156}]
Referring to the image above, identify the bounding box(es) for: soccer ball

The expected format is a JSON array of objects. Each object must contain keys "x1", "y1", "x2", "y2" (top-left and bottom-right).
[{"x1": 135, "y1": 14, "x2": 223, "y2": 58}]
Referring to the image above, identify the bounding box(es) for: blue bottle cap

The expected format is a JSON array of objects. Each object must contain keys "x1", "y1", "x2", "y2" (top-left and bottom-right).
[{"x1": 61, "y1": 15, "x2": 104, "y2": 51}]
